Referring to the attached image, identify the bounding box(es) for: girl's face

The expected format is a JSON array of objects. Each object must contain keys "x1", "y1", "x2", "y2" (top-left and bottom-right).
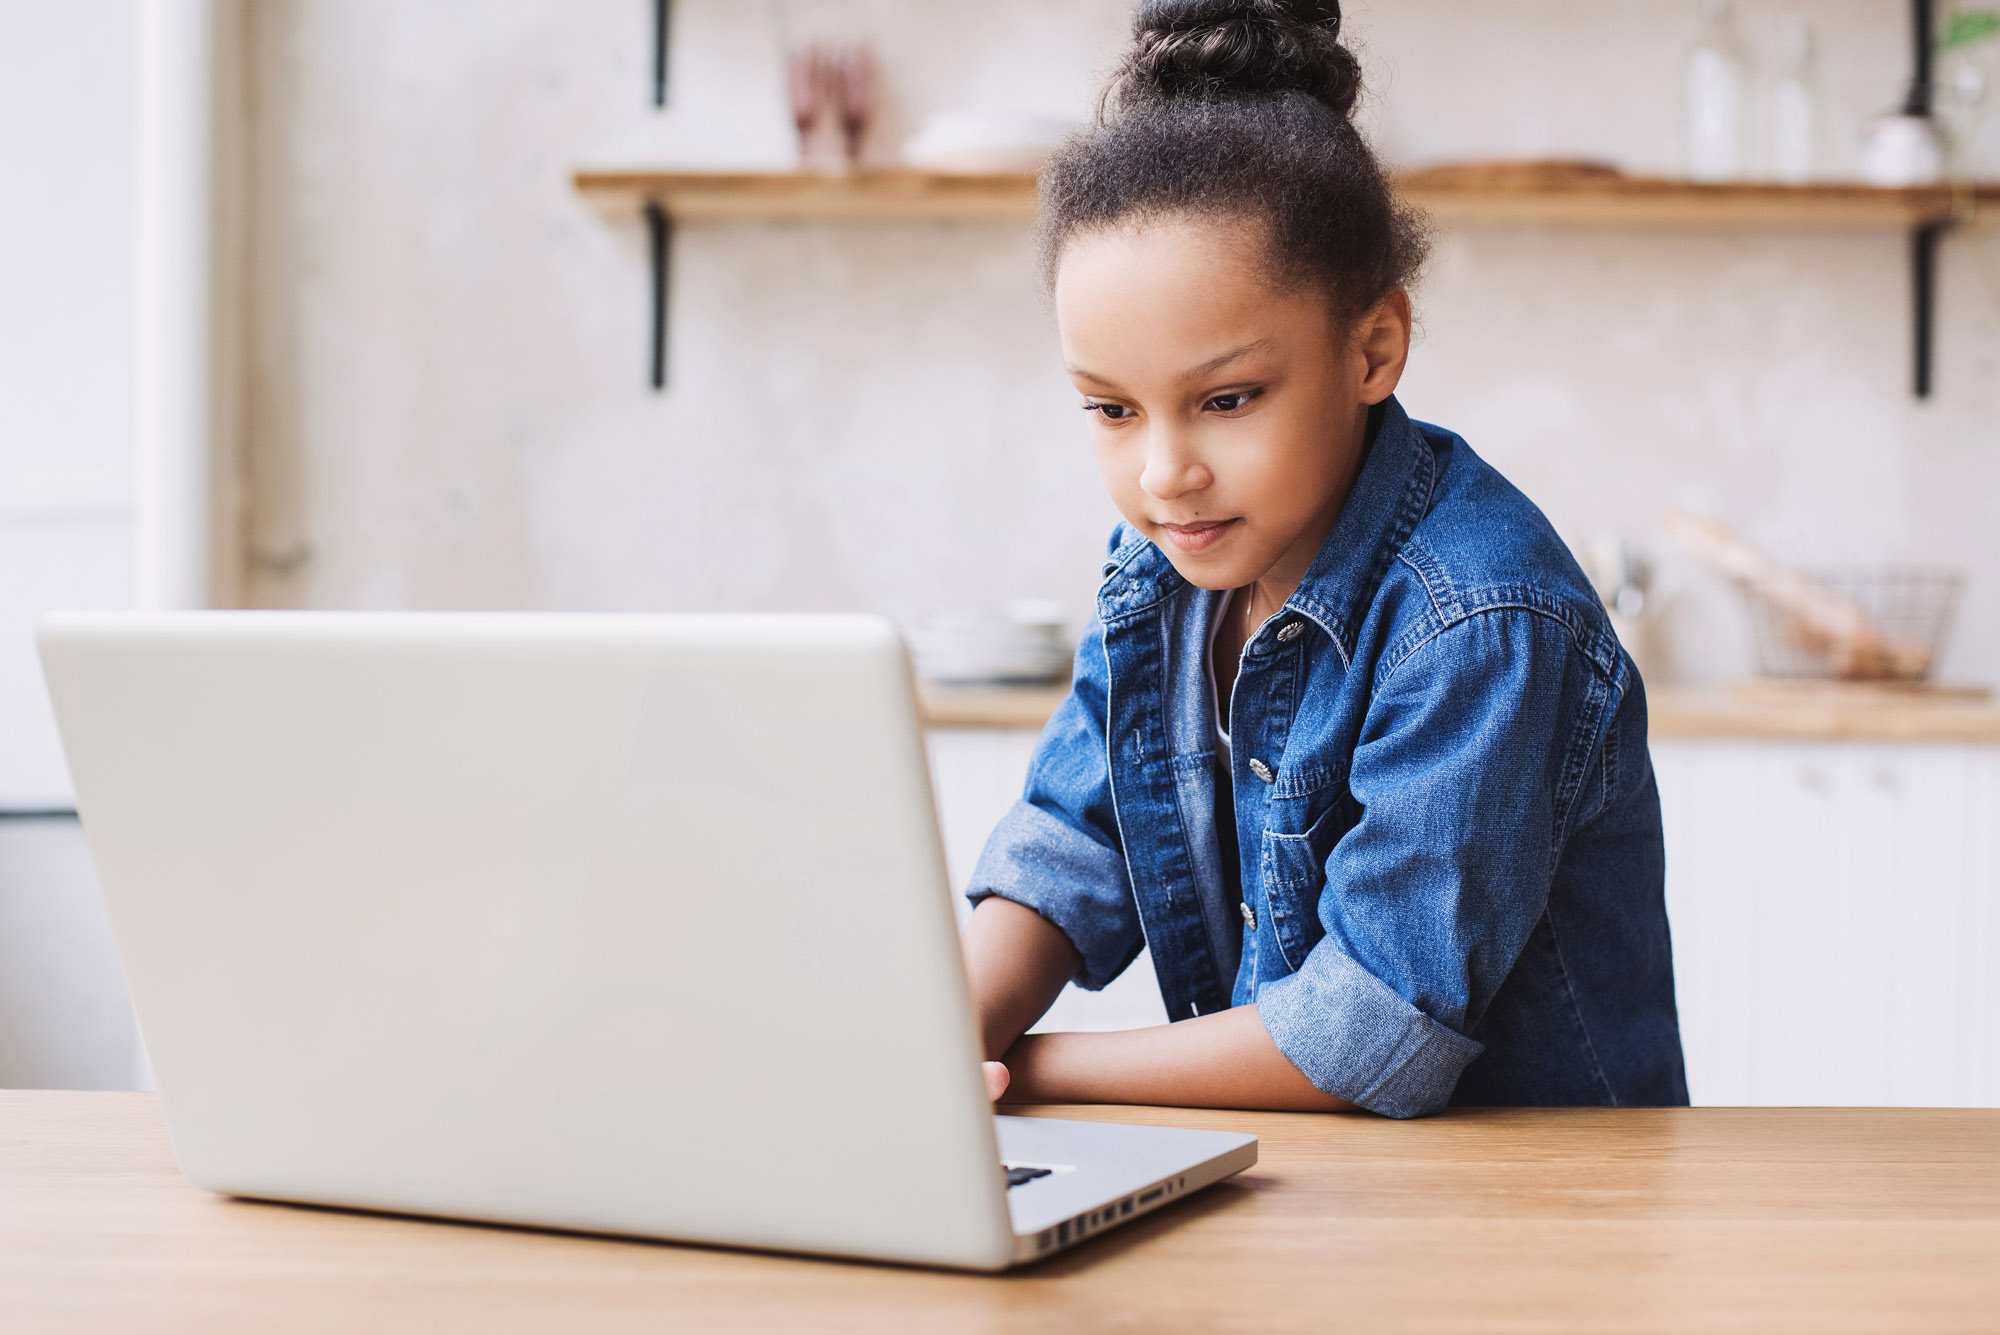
[{"x1": 1055, "y1": 214, "x2": 1410, "y2": 594}]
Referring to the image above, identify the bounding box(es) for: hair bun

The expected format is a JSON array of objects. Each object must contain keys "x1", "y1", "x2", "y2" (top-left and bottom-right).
[{"x1": 1120, "y1": 0, "x2": 1361, "y2": 119}]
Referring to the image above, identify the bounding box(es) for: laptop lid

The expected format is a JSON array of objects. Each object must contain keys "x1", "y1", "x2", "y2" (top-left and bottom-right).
[{"x1": 39, "y1": 611, "x2": 1016, "y2": 1269}]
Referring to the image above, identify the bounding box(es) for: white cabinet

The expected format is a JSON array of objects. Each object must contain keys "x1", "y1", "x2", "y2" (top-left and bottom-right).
[
  {"x1": 927, "y1": 724, "x2": 2000, "y2": 1107},
  {"x1": 1654, "y1": 740, "x2": 2000, "y2": 1107},
  {"x1": 0, "y1": 6, "x2": 141, "y2": 806}
]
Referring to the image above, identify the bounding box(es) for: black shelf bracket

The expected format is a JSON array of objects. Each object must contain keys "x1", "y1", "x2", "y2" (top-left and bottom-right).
[
  {"x1": 645, "y1": 199, "x2": 671, "y2": 391},
  {"x1": 653, "y1": 0, "x2": 672, "y2": 107},
  {"x1": 1910, "y1": 0, "x2": 1944, "y2": 399},
  {"x1": 646, "y1": 0, "x2": 671, "y2": 390},
  {"x1": 1914, "y1": 219, "x2": 1949, "y2": 398}
]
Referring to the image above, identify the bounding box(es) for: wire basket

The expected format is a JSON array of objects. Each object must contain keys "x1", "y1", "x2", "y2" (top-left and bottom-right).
[{"x1": 1738, "y1": 566, "x2": 1966, "y2": 683}]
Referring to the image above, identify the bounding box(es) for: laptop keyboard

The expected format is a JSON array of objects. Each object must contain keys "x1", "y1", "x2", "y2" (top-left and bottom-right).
[{"x1": 1004, "y1": 1164, "x2": 1052, "y2": 1188}]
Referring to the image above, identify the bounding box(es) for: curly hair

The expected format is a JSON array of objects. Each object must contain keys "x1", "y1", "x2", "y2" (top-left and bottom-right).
[{"x1": 1036, "y1": 0, "x2": 1428, "y2": 325}]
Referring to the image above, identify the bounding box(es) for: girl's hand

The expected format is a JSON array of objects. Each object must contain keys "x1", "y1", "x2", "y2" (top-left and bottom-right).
[{"x1": 982, "y1": 1060, "x2": 1010, "y2": 1102}]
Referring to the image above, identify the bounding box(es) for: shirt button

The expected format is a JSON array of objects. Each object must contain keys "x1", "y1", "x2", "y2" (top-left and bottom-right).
[
  {"x1": 1240, "y1": 900, "x2": 1258, "y2": 930},
  {"x1": 1276, "y1": 621, "x2": 1303, "y2": 643},
  {"x1": 1248, "y1": 757, "x2": 1275, "y2": 783}
]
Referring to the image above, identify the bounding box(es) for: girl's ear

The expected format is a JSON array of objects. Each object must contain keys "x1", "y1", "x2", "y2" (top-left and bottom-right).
[{"x1": 1353, "y1": 288, "x2": 1412, "y2": 406}]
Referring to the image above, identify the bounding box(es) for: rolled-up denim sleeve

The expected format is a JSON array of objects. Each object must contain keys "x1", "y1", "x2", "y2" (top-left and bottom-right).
[
  {"x1": 965, "y1": 609, "x2": 1143, "y2": 990},
  {"x1": 1258, "y1": 607, "x2": 1609, "y2": 1118}
]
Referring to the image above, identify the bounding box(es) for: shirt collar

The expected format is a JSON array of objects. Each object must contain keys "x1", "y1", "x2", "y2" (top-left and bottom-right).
[
  {"x1": 1282, "y1": 396, "x2": 1436, "y2": 666},
  {"x1": 1096, "y1": 396, "x2": 1436, "y2": 664}
]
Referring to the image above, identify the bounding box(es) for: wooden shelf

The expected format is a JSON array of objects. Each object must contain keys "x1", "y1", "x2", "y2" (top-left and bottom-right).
[
  {"x1": 573, "y1": 166, "x2": 1997, "y2": 230},
  {"x1": 574, "y1": 168, "x2": 1040, "y2": 223},
  {"x1": 1402, "y1": 170, "x2": 1994, "y2": 230},
  {"x1": 577, "y1": 163, "x2": 1994, "y2": 396}
]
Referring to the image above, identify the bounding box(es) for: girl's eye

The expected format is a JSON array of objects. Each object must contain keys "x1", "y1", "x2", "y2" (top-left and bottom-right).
[
  {"x1": 1085, "y1": 402, "x2": 1133, "y2": 421},
  {"x1": 1205, "y1": 389, "x2": 1262, "y2": 413}
]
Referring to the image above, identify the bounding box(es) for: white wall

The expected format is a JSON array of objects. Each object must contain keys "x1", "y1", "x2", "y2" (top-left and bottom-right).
[
  {"x1": 0, "y1": 1, "x2": 149, "y2": 1088},
  {"x1": 0, "y1": 1, "x2": 140, "y2": 806},
  {"x1": 239, "y1": 0, "x2": 2000, "y2": 693}
]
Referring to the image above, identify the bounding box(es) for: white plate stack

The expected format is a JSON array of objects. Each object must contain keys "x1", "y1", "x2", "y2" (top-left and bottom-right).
[
  {"x1": 908, "y1": 601, "x2": 1071, "y2": 686},
  {"x1": 902, "y1": 109, "x2": 1078, "y2": 175}
]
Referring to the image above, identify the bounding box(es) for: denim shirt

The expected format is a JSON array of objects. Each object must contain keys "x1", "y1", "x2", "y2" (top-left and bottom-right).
[{"x1": 967, "y1": 398, "x2": 1687, "y2": 1118}]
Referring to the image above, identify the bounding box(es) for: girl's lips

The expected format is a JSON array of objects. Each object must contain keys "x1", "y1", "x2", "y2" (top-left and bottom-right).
[{"x1": 1159, "y1": 519, "x2": 1240, "y2": 553}]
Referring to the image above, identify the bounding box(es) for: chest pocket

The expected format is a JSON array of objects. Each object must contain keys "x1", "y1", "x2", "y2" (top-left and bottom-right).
[{"x1": 1258, "y1": 795, "x2": 1354, "y2": 972}]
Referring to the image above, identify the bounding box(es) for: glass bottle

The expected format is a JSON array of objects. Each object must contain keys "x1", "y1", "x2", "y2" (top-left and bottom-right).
[
  {"x1": 1939, "y1": 60, "x2": 1990, "y2": 180},
  {"x1": 1687, "y1": 0, "x2": 1750, "y2": 181},
  {"x1": 1770, "y1": 14, "x2": 1817, "y2": 184}
]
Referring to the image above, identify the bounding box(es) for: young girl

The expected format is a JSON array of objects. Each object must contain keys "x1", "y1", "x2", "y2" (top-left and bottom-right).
[{"x1": 962, "y1": 0, "x2": 1686, "y2": 1118}]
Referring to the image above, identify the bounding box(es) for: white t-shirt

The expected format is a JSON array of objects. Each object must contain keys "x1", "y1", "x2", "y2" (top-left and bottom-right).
[{"x1": 1206, "y1": 588, "x2": 1236, "y2": 767}]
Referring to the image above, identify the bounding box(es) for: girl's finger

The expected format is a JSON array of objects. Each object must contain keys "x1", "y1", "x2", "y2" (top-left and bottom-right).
[{"x1": 982, "y1": 1060, "x2": 1010, "y2": 1102}]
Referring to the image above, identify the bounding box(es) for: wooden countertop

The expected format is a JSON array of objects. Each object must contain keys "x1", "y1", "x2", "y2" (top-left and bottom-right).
[
  {"x1": 920, "y1": 682, "x2": 2000, "y2": 743},
  {"x1": 1648, "y1": 683, "x2": 2000, "y2": 743},
  {"x1": 918, "y1": 683, "x2": 1071, "y2": 728},
  {"x1": 5, "y1": 1093, "x2": 1997, "y2": 1333}
]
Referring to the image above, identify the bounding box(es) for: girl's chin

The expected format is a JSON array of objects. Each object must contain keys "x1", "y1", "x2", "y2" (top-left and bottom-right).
[{"x1": 1159, "y1": 549, "x2": 1258, "y2": 590}]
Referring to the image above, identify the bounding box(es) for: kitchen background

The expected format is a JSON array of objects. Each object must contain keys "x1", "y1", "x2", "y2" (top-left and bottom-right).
[{"x1": 3, "y1": 0, "x2": 1998, "y2": 1101}]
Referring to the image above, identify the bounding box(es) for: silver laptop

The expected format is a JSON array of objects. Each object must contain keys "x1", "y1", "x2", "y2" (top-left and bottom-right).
[{"x1": 38, "y1": 611, "x2": 1254, "y2": 1270}]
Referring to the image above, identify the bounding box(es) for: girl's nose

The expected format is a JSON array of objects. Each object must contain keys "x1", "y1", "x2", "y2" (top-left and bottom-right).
[{"x1": 1138, "y1": 430, "x2": 1211, "y2": 501}]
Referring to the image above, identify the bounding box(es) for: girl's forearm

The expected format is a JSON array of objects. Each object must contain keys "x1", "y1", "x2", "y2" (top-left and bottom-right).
[
  {"x1": 999, "y1": 1005, "x2": 1354, "y2": 1113},
  {"x1": 960, "y1": 896, "x2": 1083, "y2": 1060}
]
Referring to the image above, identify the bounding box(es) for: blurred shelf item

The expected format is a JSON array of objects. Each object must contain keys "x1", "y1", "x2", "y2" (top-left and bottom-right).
[
  {"x1": 902, "y1": 109, "x2": 1076, "y2": 176},
  {"x1": 1665, "y1": 511, "x2": 1967, "y2": 685},
  {"x1": 573, "y1": 164, "x2": 1996, "y2": 229}
]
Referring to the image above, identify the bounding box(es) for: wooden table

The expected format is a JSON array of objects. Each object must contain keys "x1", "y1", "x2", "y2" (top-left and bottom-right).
[{"x1": 5, "y1": 1094, "x2": 1997, "y2": 1333}]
